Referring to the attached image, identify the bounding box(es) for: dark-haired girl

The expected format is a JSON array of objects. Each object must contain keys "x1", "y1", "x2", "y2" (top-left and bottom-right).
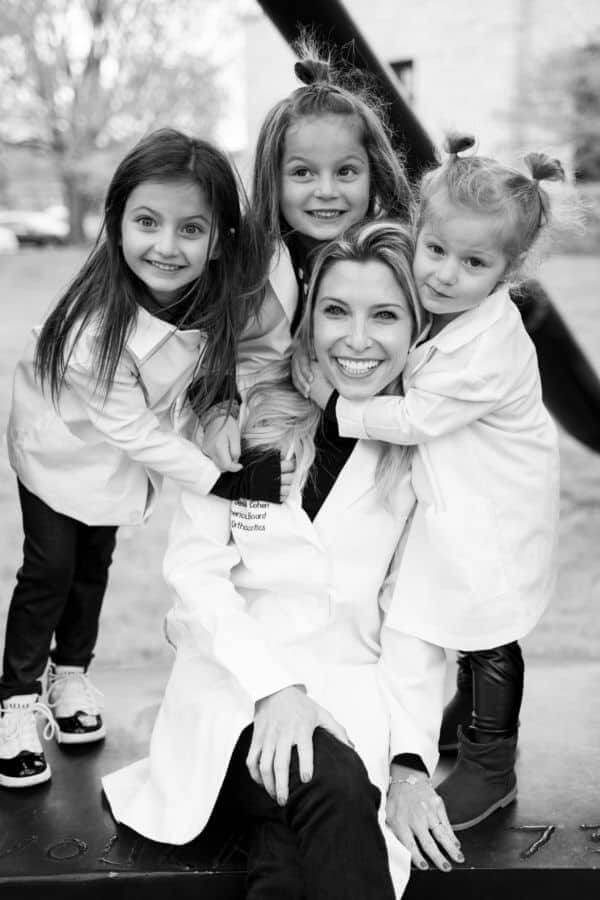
[
  {"x1": 203, "y1": 40, "x2": 412, "y2": 467},
  {"x1": 0, "y1": 128, "x2": 267, "y2": 788}
]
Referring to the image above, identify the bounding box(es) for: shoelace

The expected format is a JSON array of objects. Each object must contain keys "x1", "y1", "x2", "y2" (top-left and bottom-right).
[
  {"x1": 47, "y1": 671, "x2": 104, "y2": 716},
  {"x1": 2, "y1": 701, "x2": 58, "y2": 743}
]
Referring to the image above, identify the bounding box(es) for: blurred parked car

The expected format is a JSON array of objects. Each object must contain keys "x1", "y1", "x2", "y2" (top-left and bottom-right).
[
  {"x1": 0, "y1": 209, "x2": 69, "y2": 246},
  {"x1": 0, "y1": 224, "x2": 19, "y2": 254}
]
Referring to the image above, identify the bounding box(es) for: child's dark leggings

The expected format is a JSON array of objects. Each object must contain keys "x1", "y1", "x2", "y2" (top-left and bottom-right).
[
  {"x1": 211, "y1": 724, "x2": 396, "y2": 900},
  {"x1": 458, "y1": 642, "x2": 524, "y2": 741},
  {"x1": 0, "y1": 481, "x2": 117, "y2": 700}
]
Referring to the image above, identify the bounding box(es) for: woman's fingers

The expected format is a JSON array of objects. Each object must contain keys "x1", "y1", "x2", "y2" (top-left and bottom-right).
[
  {"x1": 429, "y1": 798, "x2": 463, "y2": 863},
  {"x1": 273, "y1": 741, "x2": 292, "y2": 806},
  {"x1": 414, "y1": 823, "x2": 452, "y2": 872},
  {"x1": 393, "y1": 823, "x2": 430, "y2": 871},
  {"x1": 257, "y1": 739, "x2": 277, "y2": 800},
  {"x1": 295, "y1": 729, "x2": 314, "y2": 784}
]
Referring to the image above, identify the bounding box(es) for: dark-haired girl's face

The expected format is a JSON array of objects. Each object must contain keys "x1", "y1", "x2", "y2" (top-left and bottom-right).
[
  {"x1": 280, "y1": 114, "x2": 370, "y2": 241},
  {"x1": 121, "y1": 179, "x2": 219, "y2": 305}
]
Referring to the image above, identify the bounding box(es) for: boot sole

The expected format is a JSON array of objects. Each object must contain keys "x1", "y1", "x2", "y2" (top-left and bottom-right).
[
  {"x1": 452, "y1": 786, "x2": 518, "y2": 831},
  {"x1": 56, "y1": 725, "x2": 106, "y2": 745},
  {"x1": 0, "y1": 766, "x2": 52, "y2": 788}
]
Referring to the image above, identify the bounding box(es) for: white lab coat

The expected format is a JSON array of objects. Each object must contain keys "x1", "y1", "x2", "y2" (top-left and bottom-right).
[
  {"x1": 236, "y1": 241, "x2": 298, "y2": 392},
  {"x1": 7, "y1": 307, "x2": 221, "y2": 526},
  {"x1": 102, "y1": 439, "x2": 446, "y2": 898},
  {"x1": 336, "y1": 287, "x2": 560, "y2": 650}
]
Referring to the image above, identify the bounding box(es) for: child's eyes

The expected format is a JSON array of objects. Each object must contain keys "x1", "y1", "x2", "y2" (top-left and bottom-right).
[
  {"x1": 426, "y1": 242, "x2": 444, "y2": 255},
  {"x1": 465, "y1": 256, "x2": 486, "y2": 268},
  {"x1": 338, "y1": 165, "x2": 359, "y2": 177},
  {"x1": 181, "y1": 223, "x2": 205, "y2": 236},
  {"x1": 374, "y1": 309, "x2": 398, "y2": 321},
  {"x1": 135, "y1": 216, "x2": 156, "y2": 229},
  {"x1": 290, "y1": 167, "x2": 312, "y2": 178}
]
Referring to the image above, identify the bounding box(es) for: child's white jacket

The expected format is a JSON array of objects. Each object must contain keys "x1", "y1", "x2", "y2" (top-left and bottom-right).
[
  {"x1": 102, "y1": 439, "x2": 446, "y2": 898},
  {"x1": 237, "y1": 241, "x2": 298, "y2": 391},
  {"x1": 7, "y1": 307, "x2": 221, "y2": 526},
  {"x1": 336, "y1": 287, "x2": 560, "y2": 650}
]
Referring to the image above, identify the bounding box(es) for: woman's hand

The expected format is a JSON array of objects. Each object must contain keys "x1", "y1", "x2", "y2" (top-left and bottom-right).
[
  {"x1": 247, "y1": 686, "x2": 352, "y2": 806},
  {"x1": 386, "y1": 770, "x2": 464, "y2": 872},
  {"x1": 202, "y1": 411, "x2": 242, "y2": 472}
]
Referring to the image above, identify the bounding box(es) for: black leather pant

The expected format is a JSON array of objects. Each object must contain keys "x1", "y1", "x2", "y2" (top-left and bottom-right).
[
  {"x1": 457, "y1": 642, "x2": 524, "y2": 741},
  {"x1": 1, "y1": 481, "x2": 117, "y2": 699},
  {"x1": 212, "y1": 725, "x2": 395, "y2": 900}
]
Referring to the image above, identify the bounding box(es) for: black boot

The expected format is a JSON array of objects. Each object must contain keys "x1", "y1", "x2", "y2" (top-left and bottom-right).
[
  {"x1": 438, "y1": 653, "x2": 472, "y2": 753},
  {"x1": 436, "y1": 726, "x2": 518, "y2": 831}
]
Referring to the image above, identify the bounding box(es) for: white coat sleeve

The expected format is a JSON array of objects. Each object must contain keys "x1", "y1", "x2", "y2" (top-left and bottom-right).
[
  {"x1": 163, "y1": 491, "x2": 301, "y2": 704},
  {"x1": 377, "y1": 549, "x2": 446, "y2": 776},
  {"x1": 336, "y1": 340, "x2": 509, "y2": 444},
  {"x1": 236, "y1": 244, "x2": 298, "y2": 396},
  {"x1": 66, "y1": 350, "x2": 221, "y2": 495}
]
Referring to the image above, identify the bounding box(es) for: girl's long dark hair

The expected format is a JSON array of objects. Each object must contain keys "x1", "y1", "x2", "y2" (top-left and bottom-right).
[{"x1": 35, "y1": 128, "x2": 267, "y2": 416}]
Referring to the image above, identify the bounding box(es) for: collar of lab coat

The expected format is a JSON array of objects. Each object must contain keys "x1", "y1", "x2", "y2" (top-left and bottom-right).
[
  {"x1": 421, "y1": 285, "x2": 510, "y2": 356},
  {"x1": 268, "y1": 241, "x2": 298, "y2": 324},
  {"x1": 301, "y1": 438, "x2": 381, "y2": 549},
  {"x1": 126, "y1": 306, "x2": 204, "y2": 364}
]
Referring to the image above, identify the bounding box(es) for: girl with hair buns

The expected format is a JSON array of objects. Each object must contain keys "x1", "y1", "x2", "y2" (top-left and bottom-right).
[
  {"x1": 297, "y1": 134, "x2": 562, "y2": 832},
  {"x1": 202, "y1": 38, "x2": 412, "y2": 470}
]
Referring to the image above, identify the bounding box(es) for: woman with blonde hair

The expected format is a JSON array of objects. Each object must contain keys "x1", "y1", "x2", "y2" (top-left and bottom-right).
[{"x1": 103, "y1": 221, "x2": 463, "y2": 898}]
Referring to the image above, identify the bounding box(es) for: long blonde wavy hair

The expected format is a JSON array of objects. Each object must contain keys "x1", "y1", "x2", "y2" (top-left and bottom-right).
[{"x1": 243, "y1": 220, "x2": 426, "y2": 503}]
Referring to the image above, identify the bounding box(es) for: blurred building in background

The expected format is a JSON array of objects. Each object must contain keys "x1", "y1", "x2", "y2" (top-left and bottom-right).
[{"x1": 238, "y1": 0, "x2": 599, "y2": 178}]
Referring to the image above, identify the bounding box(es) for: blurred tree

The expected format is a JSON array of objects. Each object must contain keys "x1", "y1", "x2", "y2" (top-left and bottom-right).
[
  {"x1": 0, "y1": 0, "x2": 228, "y2": 242},
  {"x1": 512, "y1": 38, "x2": 600, "y2": 182}
]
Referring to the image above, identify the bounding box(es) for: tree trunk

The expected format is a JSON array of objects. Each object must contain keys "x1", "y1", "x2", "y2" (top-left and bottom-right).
[{"x1": 62, "y1": 169, "x2": 87, "y2": 244}]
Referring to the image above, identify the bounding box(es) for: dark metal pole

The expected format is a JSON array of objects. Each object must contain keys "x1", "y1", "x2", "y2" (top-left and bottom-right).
[{"x1": 256, "y1": 0, "x2": 437, "y2": 180}]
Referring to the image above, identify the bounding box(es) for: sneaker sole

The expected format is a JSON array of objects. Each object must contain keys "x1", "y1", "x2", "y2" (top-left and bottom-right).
[
  {"x1": 451, "y1": 786, "x2": 518, "y2": 831},
  {"x1": 56, "y1": 725, "x2": 106, "y2": 745},
  {"x1": 0, "y1": 766, "x2": 52, "y2": 788}
]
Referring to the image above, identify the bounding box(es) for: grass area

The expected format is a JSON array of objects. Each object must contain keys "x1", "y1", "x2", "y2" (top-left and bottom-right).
[{"x1": 1, "y1": 247, "x2": 599, "y2": 669}]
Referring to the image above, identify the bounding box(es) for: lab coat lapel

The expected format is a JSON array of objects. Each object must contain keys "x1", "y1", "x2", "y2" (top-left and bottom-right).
[{"x1": 313, "y1": 440, "x2": 379, "y2": 541}]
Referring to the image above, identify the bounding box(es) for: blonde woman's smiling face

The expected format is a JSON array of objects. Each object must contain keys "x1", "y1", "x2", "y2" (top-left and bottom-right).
[
  {"x1": 280, "y1": 114, "x2": 370, "y2": 241},
  {"x1": 312, "y1": 259, "x2": 413, "y2": 401}
]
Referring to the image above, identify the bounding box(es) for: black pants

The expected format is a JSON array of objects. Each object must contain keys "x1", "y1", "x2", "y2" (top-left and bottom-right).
[
  {"x1": 212, "y1": 725, "x2": 396, "y2": 900},
  {"x1": 0, "y1": 481, "x2": 117, "y2": 699},
  {"x1": 457, "y1": 642, "x2": 524, "y2": 740}
]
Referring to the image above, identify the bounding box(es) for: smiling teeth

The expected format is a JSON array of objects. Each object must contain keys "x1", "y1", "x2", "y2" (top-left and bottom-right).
[
  {"x1": 337, "y1": 358, "x2": 380, "y2": 375},
  {"x1": 308, "y1": 210, "x2": 343, "y2": 219},
  {"x1": 148, "y1": 261, "x2": 181, "y2": 271}
]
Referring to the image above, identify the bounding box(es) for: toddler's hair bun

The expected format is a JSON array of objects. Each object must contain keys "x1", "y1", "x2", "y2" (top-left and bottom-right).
[
  {"x1": 294, "y1": 58, "x2": 331, "y2": 85},
  {"x1": 524, "y1": 152, "x2": 565, "y2": 184},
  {"x1": 444, "y1": 132, "x2": 476, "y2": 156}
]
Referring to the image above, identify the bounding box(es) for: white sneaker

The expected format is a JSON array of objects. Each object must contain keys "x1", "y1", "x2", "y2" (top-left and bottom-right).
[
  {"x1": 0, "y1": 694, "x2": 56, "y2": 788},
  {"x1": 47, "y1": 664, "x2": 106, "y2": 745}
]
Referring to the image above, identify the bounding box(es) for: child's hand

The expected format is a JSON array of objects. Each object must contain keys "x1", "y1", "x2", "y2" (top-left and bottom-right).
[
  {"x1": 307, "y1": 361, "x2": 334, "y2": 411},
  {"x1": 291, "y1": 348, "x2": 314, "y2": 399},
  {"x1": 280, "y1": 453, "x2": 296, "y2": 502},
  {"x1": 202, "y1": 412, "x2": 242, "y2": 473}
]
